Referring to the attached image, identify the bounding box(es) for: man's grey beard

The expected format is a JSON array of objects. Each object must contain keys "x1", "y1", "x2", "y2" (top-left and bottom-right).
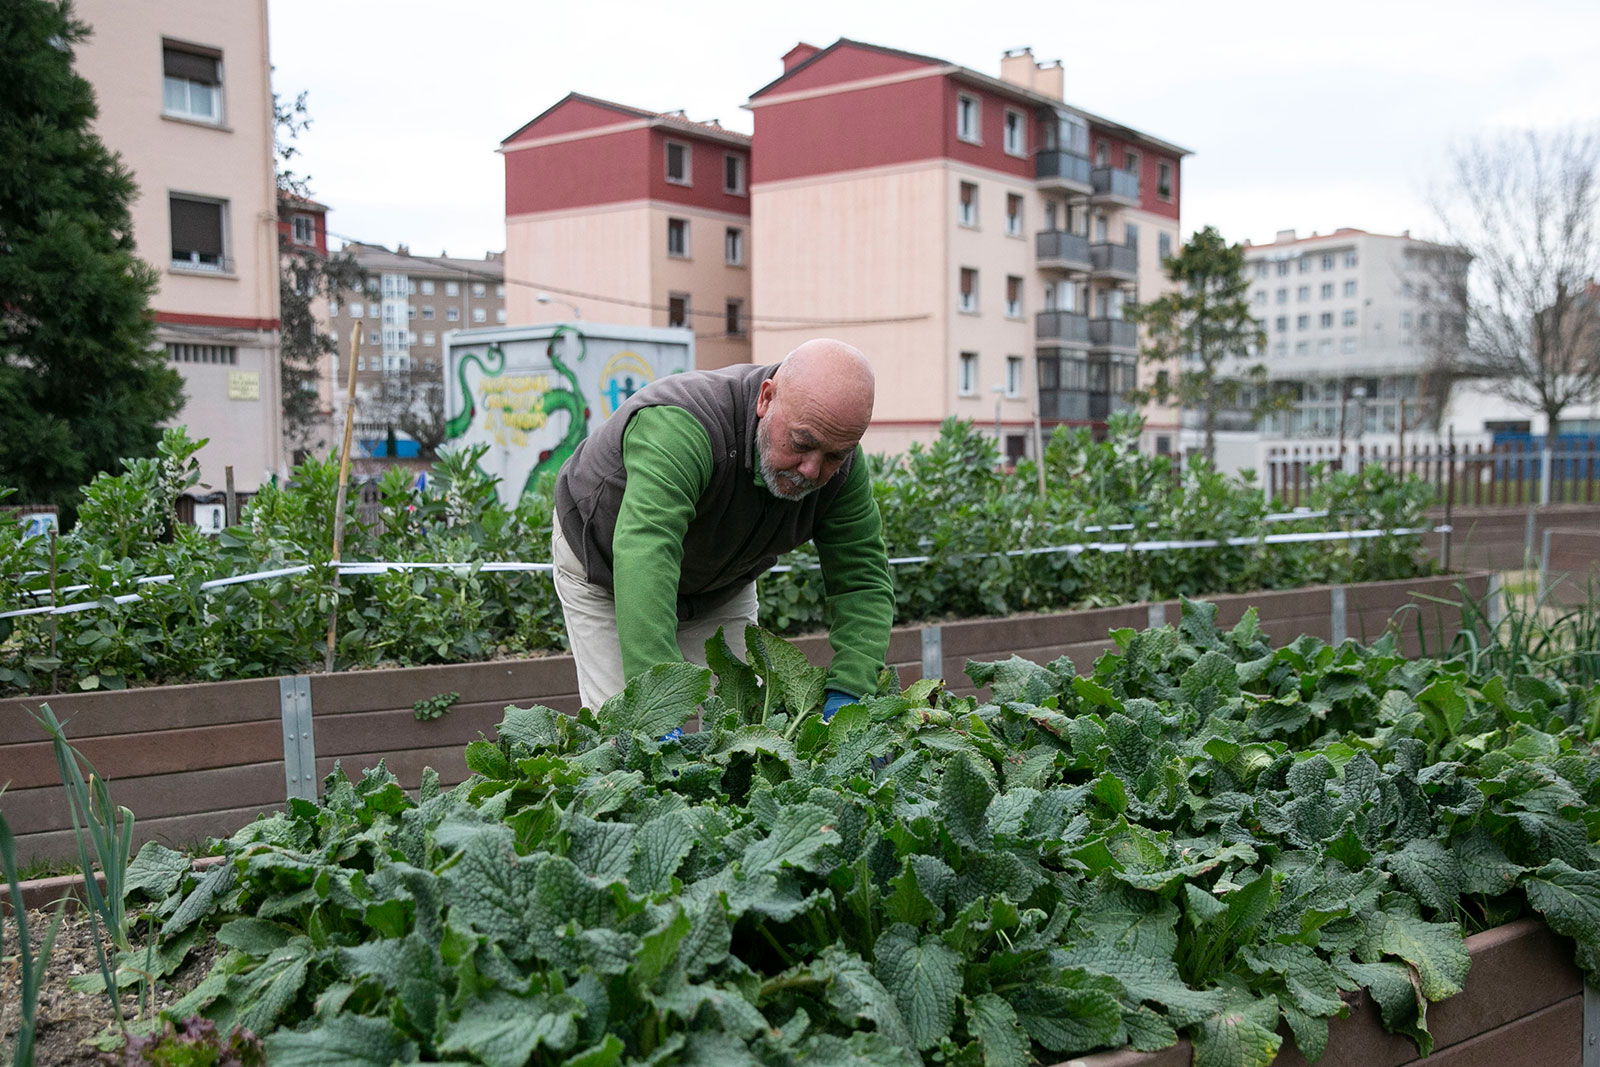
[{"x1": 756, "y1": 419, "x2": 821, "y2": 500}]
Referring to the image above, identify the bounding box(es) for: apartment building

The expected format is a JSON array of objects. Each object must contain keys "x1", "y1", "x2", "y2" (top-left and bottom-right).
[
  {"x1": 500, "y1": 94, "x2": 753, "y2": 371},
  {"x1": 325, "y1": 244, "x2": 506, "y2": 455},
  {"x1": 747, "y1": 41, "x2": 1188, "y2": 458},
  {"x1": 73, "y1": 0, "x2": 284, "y2": 494},
  {"x1": 1236, "y1": 228, "x2": 1468, "y2": 443}
]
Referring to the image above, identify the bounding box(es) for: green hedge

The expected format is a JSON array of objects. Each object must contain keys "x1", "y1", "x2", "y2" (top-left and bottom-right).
[{"x1": 0, "y1": 416, "x2": 1432, "y2": 694}]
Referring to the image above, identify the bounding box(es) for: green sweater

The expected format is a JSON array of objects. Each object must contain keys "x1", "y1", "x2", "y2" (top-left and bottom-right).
[{"x1": 612, "y1": 405, "x2": 893, "y2": 698}]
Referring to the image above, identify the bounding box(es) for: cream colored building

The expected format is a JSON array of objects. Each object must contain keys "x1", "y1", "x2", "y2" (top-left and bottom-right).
[
  {"x1": 73, "y1": 0, "x2": 284, "y2": 495},
  {"x1": 501, "y1": 94, "x2": 753, "y2": 372},
  {"x1": 747, "y1": 42, "x2": 1187, "y2": 459}
]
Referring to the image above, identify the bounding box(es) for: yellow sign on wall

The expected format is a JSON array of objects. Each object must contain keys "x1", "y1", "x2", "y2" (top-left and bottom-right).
[{"x1": 227, "y1": 371, "x2": 260, "y2": 401}]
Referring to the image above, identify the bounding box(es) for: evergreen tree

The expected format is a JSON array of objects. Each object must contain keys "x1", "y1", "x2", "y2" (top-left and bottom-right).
[
  {"x1": 1128, "y1": 226, "x2": 1272, "y2": 464},
  {"x1": 0, "y1": 0, "x2": 184, "y2": 518}
]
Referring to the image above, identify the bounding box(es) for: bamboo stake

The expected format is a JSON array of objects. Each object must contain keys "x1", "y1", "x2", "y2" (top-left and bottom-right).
[{"x1": 325, "y1": 322, "x2": 362, "y2": 673}]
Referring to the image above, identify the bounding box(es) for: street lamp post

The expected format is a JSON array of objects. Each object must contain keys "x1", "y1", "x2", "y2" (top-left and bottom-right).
[{"x1": 536, "y1": 292, "x2": 582, "y2": 320}]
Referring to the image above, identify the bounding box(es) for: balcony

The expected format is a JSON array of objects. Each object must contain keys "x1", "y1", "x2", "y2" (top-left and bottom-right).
[
  {"x1": 1089, "y1": 241, "x2": 1138, "y2": 281},
  {"x1": 1034, "y1": 149, "x2": 1093, "y2": 194},
  {"x1": 1089, "y1": 318, "x2": 1138, "y2": 351},
  {"x1": 1038, "y1": 389, "x2": 1090, "y2": 421},
  {"x1": 1090, "y1": 166, "x2": 1140, "y2": 206},
  {"x1": 1036, "y1": 309, "x2": 1090, "y2": 344},
  {"x1": 1088, "y1": 392, "x2": 1134, "y2": 421},
  {"x1": 1035, "y1": 230, "x2": 1092, "y2": 273}
]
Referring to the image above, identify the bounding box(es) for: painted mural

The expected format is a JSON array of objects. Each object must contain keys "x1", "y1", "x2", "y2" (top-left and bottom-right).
[{"x1": 442, "y1": 325, "x2": 693, "y2": 503}]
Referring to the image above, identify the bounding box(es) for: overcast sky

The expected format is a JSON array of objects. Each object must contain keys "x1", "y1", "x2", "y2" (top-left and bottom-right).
[{"x1": 266, "y1": 0, "x2": 1600, "y2": 264}]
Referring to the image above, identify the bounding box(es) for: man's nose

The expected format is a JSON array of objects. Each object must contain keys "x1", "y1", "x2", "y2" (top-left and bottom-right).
[{"x1": 797, "y1": 454, "x2": 824, "y2": 481}]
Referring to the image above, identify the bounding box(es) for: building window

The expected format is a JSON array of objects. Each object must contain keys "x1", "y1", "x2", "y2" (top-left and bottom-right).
[
  {"x1": 1123, "y1": 148, "x2": 1140, "y2": 177},
  {"x1": 349, "y1": 301, "x2": 363, "y2": 318},
  {"x1": 723, "y1": 154, "x2": 746, "y2": 195},
  {"x1": 472, "y1": 282, "x2": 486, "y2": 298},
  {"x1": 495, "y1": 309, "x2": 506, "y2": 324},
  {"x1": 1157, "y1": 161, "x2": 1172, "y2": 200},
  {"x1": 1094, "y1": 141, "x2": 1108, "y2": 167},
  {"x1": 1344, "y1": 280, "x2": 1358, "y2": 297},
  {"x1": 1124, "y1": 222, "x2": 1139, "y2": 247},
  {"x1": 407, "y1": 306, "x2": 416, "y2": 319},
  {"x1": 1295, "y1": 341, "x2": 1309, "y2": 357},
  {"x1": 667, "y1": 217, "x2": 688, "y2": 257},
  {"x1": 162, "y1": 42, "x2": 222, "y2": 123},
  {"x1": 1297, "y1": 286, "x2": 1310, "y2": 301},
  {"x1": 1276, "y1": 261, "x2": 1289, "y2": 277},
  {"x1": 1094, "y1": 214, "x2": 1108, "y2": 243},
  {"x1": 166, "y1": 342, "x2": 237, "y2": 365},
  {"x1": 956, "y1": 94, "x2": 980, "y2": 143},
  {"x1": 1342, "y1": 309, "x2": 1357, "y2": 327},
  {"x1": 1296, "y1": 314, "x2": 1309, "y2": 330},
  {"x1": 1320, "y1": 312, "x2": 1333, "y2": 328},
  {"x1": 1276, "y1": 316, "x2": 1288, "y2": 333},
  {"x1": 665, "y1": 141, "x2": 691, "y2": 185},
  {"x1": 1321, "y1": 254, "x2": 1334, "y2": 270},
  {"x1": 1345, "y1": 251, "x2": 1358, "y2": 267},
  {"x1": 408, "y1": 280, "x2": 418, "y2": 295},
  {"x1": 726, "y1": 298, "x2": 745, "y2": 337},
  {"x1": 357, "y1": 356, "x2": 365, "y2": 371},
  {"x1": 1276, "y1": 288, "x2": 1287, "y2": 304},
  {"x1": 725, "y1": 226, "x2": 744, "y2": 266},
  {"x1": 421, "y1": 306, "x2": 434, "y2": 320},
  {"x1": 1401, "y1": 311, "x2": 1414, "y2": 329},
  {"x1": 1005, "y1": 194, "x2": 1023, "y2": 237},
  {"x1": 958, "y1": 352, "x2": 977, "y2": 396},
  {"x1": 367, "y1": 330, "x2": 380, "y2": 345},
  {"x1": 472, "y1": 307, "x2": 486, "y2": 323},
  {"x1": 668, "y1": 293, "x2": 689, "y2": 328},
  {"x1": 496, "y1": 284, "x2": 505, "y2": 298},
  {"x1": 1006, "y1": 355, "x2": 1023, "y2": 396},
  {"x1": 958, "y1": 181, "x2": 978, "y2": 227},
  {"x1": 1005, "y1": 275, "x2": 1022, "y2": 318},
  {"x1": 1255, "y1": 262, "x2": 1269, "y2": 279},
  {"x1": 446, "y1": 307, "x2": 459, "y2": 322},
  {"x1": 1159, "y1": 232, "x2": 1172, "y2": 262},
  {"x1": 1273, "y1": 341, "x2": 1287, "y2": 358},
  {"x1": 1298, "y1": 256, "x2": 1312, "y2": 273},
  {"x1": 446, "y1": 281, "x2": 459, "y2": 296},
  {"x1": 1342, "y1": 337, "x2": 1357, "y2": 353},
  {"x1": 959, "y1": 268, "x2": 978, "y2": 313},
  {"x1": 421, "y1": 280, "x2": 434, "y2": 295},
  {"x1": 1320, "y1": 283, "x2": 1333, "y2": 299},
  {"x1": 421, "y1": 332, "x2": 435, "y2": 345},
  {"x1": 1253, "y1": 290, "x2": 1266, "y2": 306},
  {"x1": 168, "y1": 195, "x2": 227, "y2": 272},
  {"x1": 407, "y1": 331, "x2": 417, "y2": 344},
  {"x1": 1003, "y1": 109, "x2": 1026, "y2": 156},
  {"x1": 290, "y1": 213, "x2": 314, "y2": 245}
]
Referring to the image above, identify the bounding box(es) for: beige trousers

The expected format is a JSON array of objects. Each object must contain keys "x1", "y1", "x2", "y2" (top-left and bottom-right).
[{"x1": 551, "y1": 521, "x2": 758, "y2": 713}]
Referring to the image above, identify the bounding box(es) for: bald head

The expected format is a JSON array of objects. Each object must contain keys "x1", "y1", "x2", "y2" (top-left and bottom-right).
[
  {"x1": 754, "y1": 339, "x2": 875, "y2": 500},
  {"x1": 771, "y1": 339, "x2": 875, "y2": 438}
]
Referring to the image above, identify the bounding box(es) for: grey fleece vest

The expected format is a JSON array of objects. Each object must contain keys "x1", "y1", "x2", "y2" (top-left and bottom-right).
[{"x1": 554, "y1": 362, "x2": 857, "y2": 620}]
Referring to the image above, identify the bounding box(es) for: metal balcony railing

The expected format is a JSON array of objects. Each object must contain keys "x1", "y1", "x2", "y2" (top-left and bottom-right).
[
  {"x1": 1036, "y1": 309, "x2": 1090, "y2": 343},
  {"x1": 1035, "y1": 149, "x2": 1093, "y2": 189},
  {"x1": 1089, "y1": 241, "x2": 1138, "y2": 277},
  {"x1": 1035, "y1": 230, "x2": 1092, "y2": 271},
  {"x1": 1090, "y1": 166, "x2": 1140, "y2": 202},
  {"x1": 1089, "y1": 318, "x2": 1138, "y2": 349}
]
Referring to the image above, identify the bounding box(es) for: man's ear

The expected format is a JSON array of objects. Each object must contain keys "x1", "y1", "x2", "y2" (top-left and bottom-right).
[{"x1": 756, "y1": 378, "x2": 775, "y2": 418}]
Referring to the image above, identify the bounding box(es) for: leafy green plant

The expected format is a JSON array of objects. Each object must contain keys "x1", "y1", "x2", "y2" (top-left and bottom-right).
[
  {"x1": 412, "y1": 690, "x2": 460, "y2": 721},
  {"x1": 127, "y1": 611, "x2": 1600, "y2": 1067},
  {"x1": 104, "y1": 1016, "x2": 265, "y2": 1067}
]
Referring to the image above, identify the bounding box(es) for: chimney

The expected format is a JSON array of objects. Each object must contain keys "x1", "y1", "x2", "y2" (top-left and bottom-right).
[
  {"x1": 1275, "y1": 229, "x2": 1297, "y2": 244},
  {"x1": 396, "y1": 244, "x2": 409, "y2": 256},
  {"x1": 783, "y1": 42, "x2": 820, "y2": 73},
  {"x1": 999, "y1": 47, "x2": 1063, "y2": 100}
]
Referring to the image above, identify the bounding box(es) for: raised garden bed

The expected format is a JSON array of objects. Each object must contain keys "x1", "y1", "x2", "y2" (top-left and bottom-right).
[{"x1": 1, "y1": 572, "x2": 1489, "y2": 866}]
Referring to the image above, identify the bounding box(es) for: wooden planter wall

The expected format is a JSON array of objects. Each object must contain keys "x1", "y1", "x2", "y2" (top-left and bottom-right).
[
  {"x1": 0, "y1": 572, "x2": 1488, "y2": 865},
  {"x1": 1064, "y1": 918, "x2": 1586, "y2": 1067}
]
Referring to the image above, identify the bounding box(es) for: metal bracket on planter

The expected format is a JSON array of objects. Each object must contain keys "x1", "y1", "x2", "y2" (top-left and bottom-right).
[
  {"x1": 1585, "y1": 981, "x2": 1600, "y2": 1067},
  {"x1": 1147, "y1": 603, "x2": 1167, "y2": 630},
  {"x1": 1330, "y1": 585, "x2": 1348, "y2": 645},
  {"x1": 278, "y1": 675, "x2": 317, "y2": 802},
  {"x1": 920, "y1": 625, "x2": 943, "y2": 682}
]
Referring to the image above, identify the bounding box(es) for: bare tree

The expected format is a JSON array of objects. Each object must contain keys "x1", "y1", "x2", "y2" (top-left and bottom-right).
[
  {"x1": 363, "y1": 366, "x2": 447, "y2": 460},
  {"x1": 1425, "y1": 127, "x2": 1600, "y2": 448}
]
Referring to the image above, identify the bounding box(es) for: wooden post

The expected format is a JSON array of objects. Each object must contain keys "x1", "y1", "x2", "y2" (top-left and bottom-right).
[
  {"x1": 1443, "y1": 426, "x2": 1455, "y2": 572},
  {"x1": 224, "y1": 465, "x2": 237, "y2": 529},
  {"x1": 325, "y1": 323, "x2": 363, "y2": 673}
]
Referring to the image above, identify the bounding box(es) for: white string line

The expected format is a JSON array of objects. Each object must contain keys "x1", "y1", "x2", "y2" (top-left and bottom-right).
[{"x1": 0, "y1": 525, "x2": 1445, "y2": 618}]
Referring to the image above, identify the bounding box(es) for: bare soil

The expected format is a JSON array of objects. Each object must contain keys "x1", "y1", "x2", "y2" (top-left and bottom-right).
[{"x1": 1, "y1": 906, "x2": 217, "y2": 1066}]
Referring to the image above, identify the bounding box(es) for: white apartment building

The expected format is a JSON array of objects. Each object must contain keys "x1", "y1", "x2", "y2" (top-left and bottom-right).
[{"x1": 1233, "y1": 228, "x2": 1467, "y2": 442}]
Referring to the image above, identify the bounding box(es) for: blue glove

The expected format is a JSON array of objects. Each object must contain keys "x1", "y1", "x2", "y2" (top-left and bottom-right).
[
  {"x1": 659, "y1": 727, "x2": 684, "y2": 743},
  {"x1": 821, "y1": 690, "x2": 855, "y2": 723}
]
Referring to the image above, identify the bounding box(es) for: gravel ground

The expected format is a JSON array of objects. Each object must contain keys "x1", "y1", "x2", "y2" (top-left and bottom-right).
[{"x1": 1, "y1": 905, "x2": 217, "y2": 1066}]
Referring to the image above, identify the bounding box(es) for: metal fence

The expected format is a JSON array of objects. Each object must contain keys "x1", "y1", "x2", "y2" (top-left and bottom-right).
[{"x1": 1267, "y1": 439, "x2": 1600, "y2": 508}]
